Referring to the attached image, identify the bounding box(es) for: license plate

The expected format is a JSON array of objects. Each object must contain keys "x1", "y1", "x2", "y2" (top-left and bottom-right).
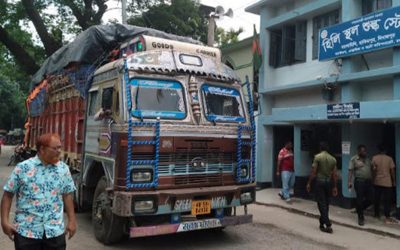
[
  {"x1": 191, "y1": 200, "x2": 211, "y2": 215},
  {"x1": 177, "y1": 219, "x2": 222, "y2": 232}
]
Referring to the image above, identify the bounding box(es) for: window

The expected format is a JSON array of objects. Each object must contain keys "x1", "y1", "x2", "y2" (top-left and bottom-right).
[
  {"x1": 130, "y1": 78, "x2": 186, "y2": 119},
  {"x1": 312, "y1": 10, "x2": 340, "y2": 59},
  {"x1": 102, "y1": 87, "x2": 114, "y2": 110},
  {"x1": 362, "y1": 0, "x2": 392, "y2": 15},
  {"x1": 269, "y1": 21, "x2": 307, "y2": 67},
  {"x1": 201, "y1": 84, "x2": 245, "y2": 123},
  {"x1": 88, "y1": 91, "x2": 98, "y2": 116}
]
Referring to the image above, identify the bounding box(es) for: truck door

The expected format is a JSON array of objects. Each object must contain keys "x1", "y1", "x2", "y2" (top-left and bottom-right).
[
  {"x1": 98, "y1": 86, "x2": 114, "y2": 155},
  {"x1": 84, "y1": 87, "x2": 101, "y2": 154}
]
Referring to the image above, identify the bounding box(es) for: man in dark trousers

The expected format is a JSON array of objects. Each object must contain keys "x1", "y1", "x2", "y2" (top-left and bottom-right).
[
  {"x1": 372, "y1": 144, "x2": 397, "y2": 224},
  {"x1": 307, "y1": 142, "x2": 338, "y2": 234},
  {"x1": 348, "y1": 144, "x2": 373, "y2": 226}
]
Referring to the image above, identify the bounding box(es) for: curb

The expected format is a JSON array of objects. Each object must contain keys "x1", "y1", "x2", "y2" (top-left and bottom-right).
[{"x1": 255, "y1": 201, "x2": 400, "y2": 239}]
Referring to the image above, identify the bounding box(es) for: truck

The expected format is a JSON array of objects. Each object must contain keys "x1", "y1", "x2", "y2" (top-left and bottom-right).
[{"x1": 24, "y1": 24, "x2": 256, "y2": 244}]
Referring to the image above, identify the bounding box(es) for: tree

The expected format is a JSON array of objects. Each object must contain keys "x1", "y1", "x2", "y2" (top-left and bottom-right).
[
  {"x1": 128, "y1": 0, "x2": 209, "y2": 43},
  {"x1": 0, "y1": 0, "x2": 110, "y2": 77},
  {"x1": 215, "y1": 27, "x2": 243, "y2": 47},
  {"x1": 0, "y1": 77, "x2": 27, "y2": 130}
]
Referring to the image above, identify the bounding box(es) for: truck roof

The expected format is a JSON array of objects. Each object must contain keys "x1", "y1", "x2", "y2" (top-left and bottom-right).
[{"x1": 31, "y1": 24, "x2": 203, "y2": 89}]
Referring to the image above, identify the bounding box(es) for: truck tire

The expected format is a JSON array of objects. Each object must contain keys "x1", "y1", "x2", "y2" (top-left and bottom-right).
[{"x1": 92, "y1": 177, "x2": 126, "y2": 244}]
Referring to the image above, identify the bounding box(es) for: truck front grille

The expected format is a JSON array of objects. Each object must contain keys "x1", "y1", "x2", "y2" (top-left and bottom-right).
[
  {"x1": 131, "y1": 152, "x2": 235, "y2": 186},
  {"x1": 174, "y1": 174, "x2": 223, "y2": 186}
]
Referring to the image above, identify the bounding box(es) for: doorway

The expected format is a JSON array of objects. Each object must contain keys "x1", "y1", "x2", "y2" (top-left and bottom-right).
[{"x1": 273, "y1": 126, "x2": 293, "y2": 187}]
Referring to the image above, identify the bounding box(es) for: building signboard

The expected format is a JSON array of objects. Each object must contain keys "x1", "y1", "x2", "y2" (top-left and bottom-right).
[
  {"x1": 327, "y1": 102, "x2": 360, "y2": 119},
  {"x1": 319, "y1": 6, "x2": 400, "y2": 61}
]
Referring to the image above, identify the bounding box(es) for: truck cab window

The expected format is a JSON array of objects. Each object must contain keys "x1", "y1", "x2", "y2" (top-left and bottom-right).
[
  {"x1": 88, "y1": 91, "x2": 98, "y2": 116},
  {"x1": 130, "y1": 78, "x2": 186, "y2": 119},
  {"x1": 202, "y1": 84, "x2": 245, "y2": 123},
  {"x1": 102, "y1": 87, "x2": 113, "y2": 110}
]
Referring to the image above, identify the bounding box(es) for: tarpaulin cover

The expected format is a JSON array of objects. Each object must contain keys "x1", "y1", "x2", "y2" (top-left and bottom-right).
[
  {"x1": 31, "y1": 23, "x2": 202, "y2": 88},
  {"x1": 29, "y1": 87, "x2": 46, "y2": 117}
]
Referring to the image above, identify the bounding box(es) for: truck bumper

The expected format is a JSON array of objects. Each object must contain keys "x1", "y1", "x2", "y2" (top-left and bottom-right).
[
  {"x1": 129, "y1": 214, "x2": 253, "y2": 238},
  {"x1": 113, "y1": 184, "x2": 256, "y2": 217}
]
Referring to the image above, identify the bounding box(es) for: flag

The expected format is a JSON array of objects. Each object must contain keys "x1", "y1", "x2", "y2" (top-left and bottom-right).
[{"x1": 252, "y1": 24, "x2": 262, "y2": 73}]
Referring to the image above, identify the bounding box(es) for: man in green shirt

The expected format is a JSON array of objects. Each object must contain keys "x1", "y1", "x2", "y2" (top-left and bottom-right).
[
  {"x1": 348, "y1": 144, "x2": 373, "y2": 226},
  {"x1": 307, "y1": 142, "x2": 338, "y2": 234}
]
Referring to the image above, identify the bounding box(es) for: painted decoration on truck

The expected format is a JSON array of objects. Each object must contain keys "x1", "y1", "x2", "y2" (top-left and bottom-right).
[
  {"x1": 319, "y1": 6, "x2": 400, "y2": 61},
  {"x1": 201, "y1": 84, "x2": 245, "y2": 123},
  {"x1": 99, "y1": 132, "x2": 111, "y2": 154},
  {"x1": 130, "y1": 78, "x2": 186, "y2": 119}
]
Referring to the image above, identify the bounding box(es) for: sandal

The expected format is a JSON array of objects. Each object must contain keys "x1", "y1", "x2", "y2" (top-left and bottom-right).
[{"x1": 384, "y1": 218, "x2": 399, "y2": 224}]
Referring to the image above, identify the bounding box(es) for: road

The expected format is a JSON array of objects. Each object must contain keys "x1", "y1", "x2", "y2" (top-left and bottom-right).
[{"x1": 0, "y1": 145, "x2": 398, "y2": 249}]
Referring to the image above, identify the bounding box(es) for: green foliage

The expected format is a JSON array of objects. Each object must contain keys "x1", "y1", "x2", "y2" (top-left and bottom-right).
[
  {"x1": 215, "y1": 27, "x2": 244, "y2": 47},
  {"x1": 0, "y1": 76, "x2": 27, "y2": 130},
  {"x1": 128, "y1": 0, "x2": 208, "y2": 43}
]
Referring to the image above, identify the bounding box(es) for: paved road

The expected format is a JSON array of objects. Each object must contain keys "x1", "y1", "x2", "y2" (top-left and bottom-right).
[{"x1": 0, "y1": 145, "x2": 389, "y2": 249}]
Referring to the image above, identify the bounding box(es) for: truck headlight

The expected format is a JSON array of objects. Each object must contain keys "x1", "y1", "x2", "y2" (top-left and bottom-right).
[
  {"x1": 131, "y1": 169, "x2": 153, "y2": 183},
  {"x1": 240, "y1": 191, "x2": 254, "y2": 204},
  {"x1": 240, "y1": 166, "x2": 248, "y2": 178},
  {"x1": 134, "y1": 200, "x2": 154, "y2": 212}
]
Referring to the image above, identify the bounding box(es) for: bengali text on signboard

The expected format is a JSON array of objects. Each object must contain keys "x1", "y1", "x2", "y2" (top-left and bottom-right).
[
  {"x1": 319, "y1": 6, "x2": 400, "y2": 61},
  {"x1": 327, "y1": 102, "x2": 360, "y2": 119}
]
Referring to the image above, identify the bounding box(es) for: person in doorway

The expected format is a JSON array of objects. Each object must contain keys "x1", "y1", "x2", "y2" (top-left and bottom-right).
[
  {"x1": 306, "y1": 142, "x2": 338, "y2": 234},
  {"x1": 1, "y1": 133, "x2": 77, "y2": 250},
  {"x1": 372, "y1": 144, "x2": 398, "y2": 224},
  {"x1": 276, "y1": 141, "x2": 295, "y2": 202},
  {"x1": 348, "y1": 144, "x2": 373, "y2": 226}
]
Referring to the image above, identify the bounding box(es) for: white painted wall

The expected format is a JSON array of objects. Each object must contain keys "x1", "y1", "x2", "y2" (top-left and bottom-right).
[
  {"x1": 265, "y1": 16, "x2": 339, "y2": 88},
  {"x1": 360, "y1": 49, "x2": 393, "y2": 71},
  {"x1": 275, "y1": 0, "x2": 312, "y2": 16},
  {"x1": 361, "y1": 79, "x2": 393, "y2": 101}
]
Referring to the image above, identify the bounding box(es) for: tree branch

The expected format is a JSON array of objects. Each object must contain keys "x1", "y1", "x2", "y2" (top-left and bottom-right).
[
  {"x1": 0, "y1": 26, "x2": 39, "y2": 75},
  {"x1": 93, "y1": 0, "x2": 107, "y2": 24},
  {"x1": 21, "y1": 0, "x2": 62, "y2": 56}
]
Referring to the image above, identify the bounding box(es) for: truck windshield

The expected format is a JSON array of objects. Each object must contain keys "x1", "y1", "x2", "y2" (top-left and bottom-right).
[
  {"x1": 201, "y1": 84, "x2": 245, "y2": 123},
  {"x1": 130, "y1": 78, "x2": 186, "y2": 119}
]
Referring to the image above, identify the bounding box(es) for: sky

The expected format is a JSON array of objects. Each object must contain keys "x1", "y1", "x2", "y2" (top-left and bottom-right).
[
  {"x1": 102, "y1": 0, "x2": 261, "y2": 40},
  {"x1": 199, "y1": 0, "x2": 260, "y2": 39}
]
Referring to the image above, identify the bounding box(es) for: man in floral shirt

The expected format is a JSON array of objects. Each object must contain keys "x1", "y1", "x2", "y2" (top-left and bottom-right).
[{"x1": 1, "y1": 133, "x2": 77, "y2": 249}]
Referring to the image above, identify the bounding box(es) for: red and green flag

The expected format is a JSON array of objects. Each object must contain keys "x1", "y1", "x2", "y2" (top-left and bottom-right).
[{"x1": 252, "y1": 24, "x2": 262, "y2": 73}]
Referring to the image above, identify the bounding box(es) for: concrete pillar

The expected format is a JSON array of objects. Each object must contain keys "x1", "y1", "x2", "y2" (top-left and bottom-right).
[
  {"x1": 294, "y1": 125, "x2": 301, "y2": 176},
  {"x1": 255, "y1": 7, "x2": 275, "y2": 187},
  {"x1": 395, "y1": 124, "x2": 400, "y2": 208},
  {"x1": 256, "y1": 123, "x2": 274, "y2": 187},
  {"x1": 393, "y1": 0, "x2": 400, "y2": 212},
  {"x1": 341, "y1": 124, "x2": 354, "y2": 198},
  {"x1": 340, "y1": 0, "x2": 362, "y2": 198}
]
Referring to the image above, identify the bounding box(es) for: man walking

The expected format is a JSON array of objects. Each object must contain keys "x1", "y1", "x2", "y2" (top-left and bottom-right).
[
  {"x1": 307, "y1": 142, "x2": 338, "y2": 234},
  {"x1": 372, "y1": 144, "x2": 397, "y2": 224},
  {"x1": 277, "y1": 141, "x2": 295, "y2": 202},
  {"x1": 348, "y1": 144, "x2": 373, "y2": 226},
  {"x1": 1, "y1": 133, "x2": 77, "y2": 249}
]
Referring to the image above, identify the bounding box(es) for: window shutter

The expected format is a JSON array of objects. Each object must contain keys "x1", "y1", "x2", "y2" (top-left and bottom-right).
[
  {"x1": 282, "y1": 25, "x2": 295, "y2": 65},
  {"x1": 295, "y1": 21, "x2": 307, "y2": 62},
  {"x1": 269, "y1": 32, "x2": 279, "y2": 67}
]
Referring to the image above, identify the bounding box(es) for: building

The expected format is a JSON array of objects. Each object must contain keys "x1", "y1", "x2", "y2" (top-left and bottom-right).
[
  {"x1": 220, "y1": 36, "x2": 257, "y2": 104},
  {"x1": 246, "y1": 0, "x2": 400, "y2": 209}
]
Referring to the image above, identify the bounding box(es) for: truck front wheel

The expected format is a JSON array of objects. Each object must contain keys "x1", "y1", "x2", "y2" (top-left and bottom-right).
[{"x1": 92, "y1": 177, "x2": 126, "y2": 244}]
